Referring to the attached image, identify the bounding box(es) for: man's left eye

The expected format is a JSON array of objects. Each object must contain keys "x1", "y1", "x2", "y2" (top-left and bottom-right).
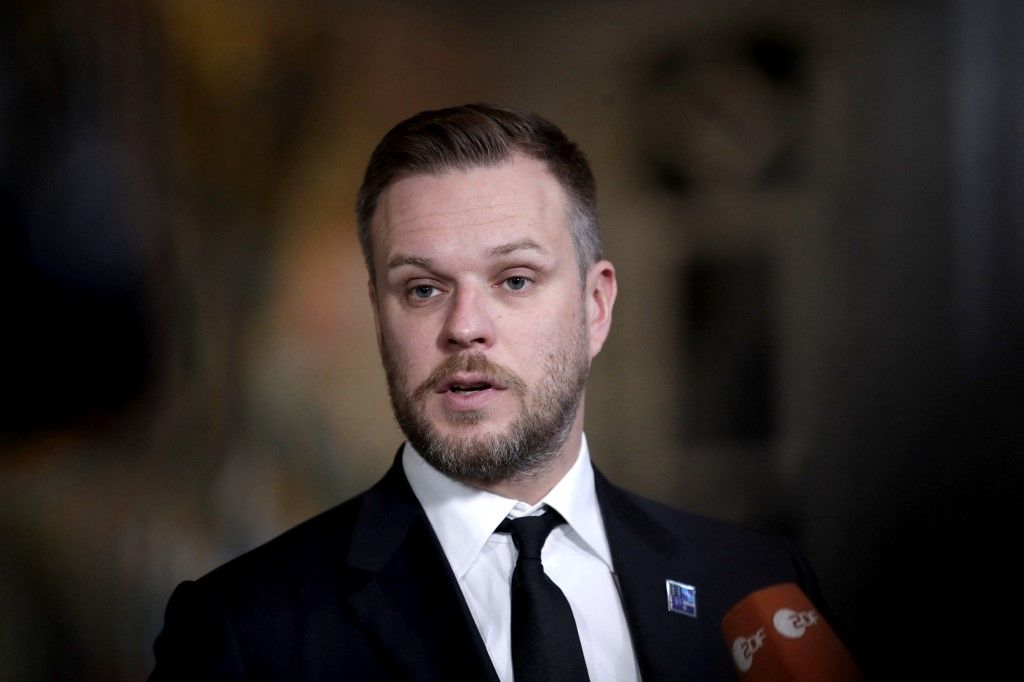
[{"x1": 504, "y1": 276, "x2": 530, "y2": 291}]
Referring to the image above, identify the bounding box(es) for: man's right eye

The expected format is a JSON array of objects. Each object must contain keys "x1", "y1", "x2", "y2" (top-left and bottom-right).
[{"x1": 409, "y1": 285, "x2": 440, "y2": 300}]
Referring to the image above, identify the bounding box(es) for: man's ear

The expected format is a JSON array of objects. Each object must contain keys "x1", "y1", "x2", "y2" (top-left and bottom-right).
[{"x1": 585, "y1": 260, "x2": 617, "y2": 359}]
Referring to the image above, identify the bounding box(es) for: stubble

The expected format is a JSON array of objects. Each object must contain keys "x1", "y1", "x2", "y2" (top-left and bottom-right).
[{"x1": 381, "y1": 325, "x2": 590, "y2": 484}]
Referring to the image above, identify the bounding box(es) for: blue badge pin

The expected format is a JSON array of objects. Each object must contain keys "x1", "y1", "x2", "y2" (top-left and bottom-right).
[{"x1": 666, "y1": 579, "x2": 697, "y2": 618}]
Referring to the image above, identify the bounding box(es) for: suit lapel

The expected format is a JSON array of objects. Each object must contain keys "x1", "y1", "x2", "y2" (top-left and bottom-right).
[
  {"x1": 346, "y1": 457, "x2": 499, "y2": 682},
  {"x1": 596, "y1": 470, "x2": 713, "y2": 682}
]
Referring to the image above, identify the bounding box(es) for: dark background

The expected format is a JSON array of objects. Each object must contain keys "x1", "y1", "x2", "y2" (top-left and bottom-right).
[{"x1": 2, "y1": 1, "x2": 1021, "y2": 679}]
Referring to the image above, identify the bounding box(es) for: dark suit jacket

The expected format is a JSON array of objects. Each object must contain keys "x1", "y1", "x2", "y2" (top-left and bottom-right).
[{"x1": 150, "y1": 455, "x2": 825, "y2": 681}]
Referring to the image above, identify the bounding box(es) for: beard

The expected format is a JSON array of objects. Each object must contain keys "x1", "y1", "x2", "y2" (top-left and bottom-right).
[{"x1": 381, "y1": 323, "x2": 590, "y2": 484}]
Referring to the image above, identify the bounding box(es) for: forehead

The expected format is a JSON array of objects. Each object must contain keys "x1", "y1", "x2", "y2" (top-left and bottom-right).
[{"x1": 371, "y1": 156, "x2": 571, "y2": 264}]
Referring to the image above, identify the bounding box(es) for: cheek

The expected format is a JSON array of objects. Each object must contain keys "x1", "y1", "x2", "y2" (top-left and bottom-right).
[
  {"x1": 510, "y1": 304, "x2": 584, "y2": 365},
  {"x1": 380, "y1": 312, "x2": 439, "y2": 380}
]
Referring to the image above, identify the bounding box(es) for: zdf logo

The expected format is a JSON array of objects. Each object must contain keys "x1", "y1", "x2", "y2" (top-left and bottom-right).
[
  {"x1": 773, "y1": 607, "x2": 820, "y2": 639},
  {"x1": 731, "y1": 628, "x2": 767, "y2": 672}
]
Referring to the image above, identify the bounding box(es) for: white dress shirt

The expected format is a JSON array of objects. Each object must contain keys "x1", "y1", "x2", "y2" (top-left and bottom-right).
[{"x1": 402, "y1": 435, "x2": 640, "y2": 682}]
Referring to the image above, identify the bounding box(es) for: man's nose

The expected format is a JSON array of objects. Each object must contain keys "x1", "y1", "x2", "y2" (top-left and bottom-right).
[{"x1": 442, "y1": 285, "x2": 495, "y2": 350}]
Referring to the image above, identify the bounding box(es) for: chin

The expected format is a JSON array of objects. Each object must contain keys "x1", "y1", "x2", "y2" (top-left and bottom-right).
[
  {"x1": 430, "y1": 396, "x2": 515, "y2": 427},
  {"x1": 435, "y1": 412, "x2": 514, "y2": 436}
]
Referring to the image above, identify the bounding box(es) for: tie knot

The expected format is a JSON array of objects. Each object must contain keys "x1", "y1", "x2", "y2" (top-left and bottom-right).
[{"x1": 498, "y1": 510, "x2": 566, "y2": 560}]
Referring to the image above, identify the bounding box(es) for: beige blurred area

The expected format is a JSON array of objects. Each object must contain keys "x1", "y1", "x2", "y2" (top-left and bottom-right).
[{"x1": 2, "y1": 1, "x2": 1021, "y2": 679}]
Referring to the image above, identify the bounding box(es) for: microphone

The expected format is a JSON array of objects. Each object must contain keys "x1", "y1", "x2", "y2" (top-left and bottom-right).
[{"x1": 721, "y1": 582, "x2": 863, "y2": 681}]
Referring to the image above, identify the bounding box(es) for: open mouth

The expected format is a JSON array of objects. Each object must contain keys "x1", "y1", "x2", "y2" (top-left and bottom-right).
[
  {"x1": 449, "y1": 382, "x2": 492, "y2": 394},
  {"x1": 437, "y1": 372, "x2": 507, "y2": 396}
]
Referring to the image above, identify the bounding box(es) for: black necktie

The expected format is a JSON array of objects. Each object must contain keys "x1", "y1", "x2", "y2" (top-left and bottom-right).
[{"x1": 497, "y1": 510, "x2": 590, "y2": 682}]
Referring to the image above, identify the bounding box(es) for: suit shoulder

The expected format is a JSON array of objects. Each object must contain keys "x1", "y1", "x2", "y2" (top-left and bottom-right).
[
  {"x1": 601, "y1": 477, "x2": 817, "y2": 587},
  {"x1": 152, "y1": 486, "x2": 394, "y2": 678},
  {"x1": 199, "y1": 492, "x2": 365, "y2": 594},
  {"x1": 623, "y1": 487, "x2": 776, "y2": 547}
]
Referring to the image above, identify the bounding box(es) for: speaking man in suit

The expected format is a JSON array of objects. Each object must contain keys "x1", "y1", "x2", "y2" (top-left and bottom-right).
[{"x1": 150, "y1": 104, "x2": 827, "y2": 681}]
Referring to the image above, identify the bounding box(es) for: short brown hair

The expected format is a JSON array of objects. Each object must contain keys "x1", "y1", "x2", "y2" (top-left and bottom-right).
[{"x1": 356, "y1": 103, "x2": 601, "y2": 280}]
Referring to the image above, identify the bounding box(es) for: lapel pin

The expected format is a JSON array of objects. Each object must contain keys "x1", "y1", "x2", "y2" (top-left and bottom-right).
[{"x1": 666, "y1": 579, "x2": 697, "y2": 618}]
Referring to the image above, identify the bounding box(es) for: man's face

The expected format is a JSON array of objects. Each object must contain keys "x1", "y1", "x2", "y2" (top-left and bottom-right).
[{"x1": 368, "y1": 155, "x2": 612, "y2": 483}]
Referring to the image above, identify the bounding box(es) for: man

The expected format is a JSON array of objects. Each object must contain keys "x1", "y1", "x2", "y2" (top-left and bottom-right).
[{"x1": 151, "y1": 104, "x2": 826, "y2": 681}]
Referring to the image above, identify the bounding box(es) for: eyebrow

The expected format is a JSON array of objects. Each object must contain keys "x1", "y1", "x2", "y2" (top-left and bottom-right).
[
  {"x1": 386, "y1": 254, "x2": 433, "y2": 270},
  {"x1": 486, "y1": 239, "x2": 547, "y2": 258},
  {"x1": 386, "y1": 239, "x2": 548, "y2": 272}
]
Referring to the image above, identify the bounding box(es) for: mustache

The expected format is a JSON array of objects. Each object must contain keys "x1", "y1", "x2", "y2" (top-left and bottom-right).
[{"x1": 411, "y1": 353, "x2": 527, "y2": 401}]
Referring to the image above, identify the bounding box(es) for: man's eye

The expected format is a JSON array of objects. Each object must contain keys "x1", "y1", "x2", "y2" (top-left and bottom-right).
[
  {"x1": 409, "y1": 285, "x2": 440, "y2": 300},
  {"x1": 504, "y1": 276, "x2": 530, "y2": 291}
]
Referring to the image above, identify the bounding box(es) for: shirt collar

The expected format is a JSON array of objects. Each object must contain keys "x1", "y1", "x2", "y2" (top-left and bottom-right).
[{"x1": 402, "y1": 434, "x2": 614, "y2": 579}]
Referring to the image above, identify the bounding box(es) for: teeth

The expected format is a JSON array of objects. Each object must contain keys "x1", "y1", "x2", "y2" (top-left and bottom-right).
[{"x1": 452, "y1": 384, "x2": 489, "y2": 392}]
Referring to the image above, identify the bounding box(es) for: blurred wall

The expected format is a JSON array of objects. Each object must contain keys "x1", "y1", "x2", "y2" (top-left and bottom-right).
[{"x1": 1, "y1": 0, "x2": 1021, "y2": 679}]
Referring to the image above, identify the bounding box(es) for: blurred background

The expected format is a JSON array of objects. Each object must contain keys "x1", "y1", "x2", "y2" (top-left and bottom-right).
[{"x1": 2, "y1": 0, "x2": 1021, "y2": 679}]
